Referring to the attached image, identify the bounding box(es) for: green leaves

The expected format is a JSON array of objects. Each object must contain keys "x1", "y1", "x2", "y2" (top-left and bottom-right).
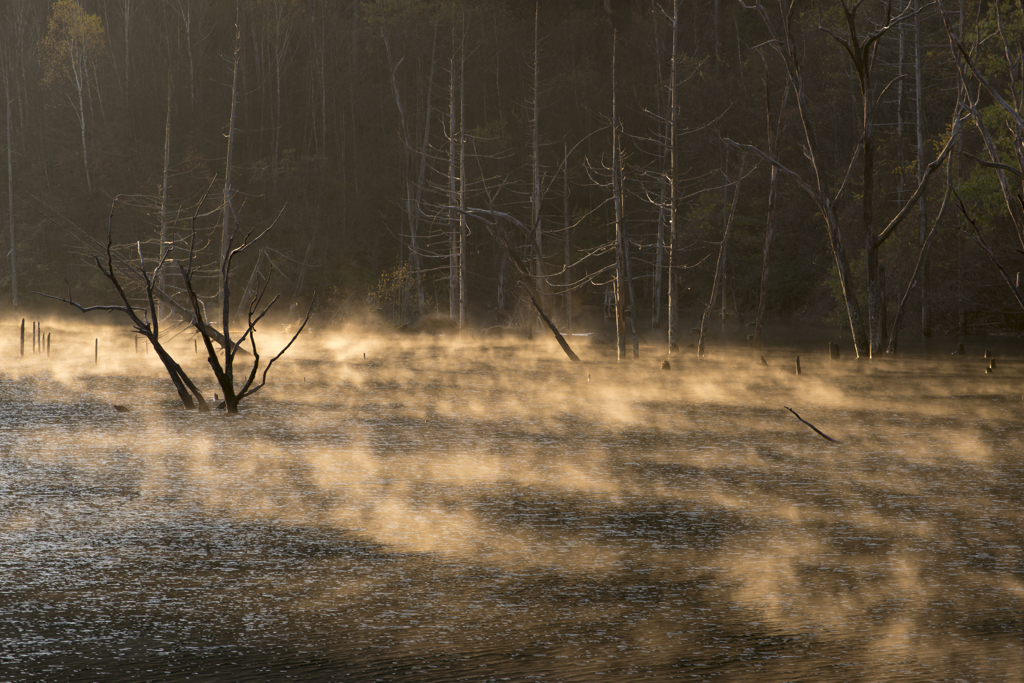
[{"x1": 39, "y1": 0, "x2": 106, "y2": 92}]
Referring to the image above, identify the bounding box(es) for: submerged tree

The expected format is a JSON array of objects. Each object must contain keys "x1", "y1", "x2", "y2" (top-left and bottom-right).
[
  {"x1": 40, "y1": 200, "x2": 211, "y2": 411},
  {"x1": 41, "y1": 191, "x2": 312, "y2": 414},
  {"x1": 179, "y1": 203, "x2": 313, "y2": 414}
]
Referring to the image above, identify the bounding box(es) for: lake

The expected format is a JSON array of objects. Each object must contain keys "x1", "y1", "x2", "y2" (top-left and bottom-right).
[{"x1": 2, "y1": 319, "x2": 1023, "y2": 681}]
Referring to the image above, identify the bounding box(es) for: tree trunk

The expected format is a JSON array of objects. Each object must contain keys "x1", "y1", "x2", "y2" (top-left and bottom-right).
[
  {"x1": 458, "y1": 20, "x2": 467, "y2": 331},
  {"x1": 123, "y1": 0, "x2": 133, "y2": 87},
  {"x1": 5, "y1": 68, "x2": 16, "y2": 308},
  {"x1": 410, "y1": 19, "x2": 438, "y2": 317},
  {"x1": 612, "y1": 31, "x2": 627, "y2": 360},
  {"x1": 563, "y1": 142, "x2": 573, "y2": 334},
  {"x1": 653, "y1": 155, "x2": 666, "y2": 331},
  {"x1": 222, "y1": 11, "x2": 240, "y2": 302},
  {"x1": 915, "y1": 0, "x2": 930, "y2": 337},
  {"x1": 887, "y1": 170, "x2": 953, "y2": 353},
  {"x1": 525, "y1": 286, "x2": 579, "y2": 362},
  {"x1": 666, "y1": 0, "x2": 680, "y2": 353},
  {"x1": 159, "y1": 72, "x2": 172, "y2": 321},
  {"x1": 753, "y1": 66, "x2": 786, "y2": 350},
  {"x1": 861, "y1": 61, "x2": 887, "y2": 357},
  {"x1": 447, "y1": 40, "x2": 458, "y2": 320},
  {"x1": 825, "y1": 200, "x2": 870, "y2": 357},
  {"x1": 530, "y1": 1, "x2": 544, "y2": 328},
  {"x1": 77, "y1": 81, "x2": 91, "y2": 193},
  {"x1": 497, "y1": 250, "x2": 508, "y2": 324},
  {"x1": 698, "y1": 154, "x2": 745, "y2": 357},
  {"x1": 624, "y1": 223, "x2": 639, "y2": 358}
]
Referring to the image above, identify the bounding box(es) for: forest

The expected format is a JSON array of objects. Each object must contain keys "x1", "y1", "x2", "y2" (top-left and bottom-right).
[{"x1": 2, "y1": 0, "x2": 1023, "y2": 357}]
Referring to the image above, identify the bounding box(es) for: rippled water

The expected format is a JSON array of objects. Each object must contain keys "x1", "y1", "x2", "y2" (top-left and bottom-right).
[{"x1": 2, "y1": 322, "x2": 1023, "y2": 681}]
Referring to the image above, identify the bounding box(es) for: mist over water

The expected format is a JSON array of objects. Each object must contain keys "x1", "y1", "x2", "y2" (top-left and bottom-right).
[{"x1": 2, "y1": 319, "x2": 1024, "y2": 681}]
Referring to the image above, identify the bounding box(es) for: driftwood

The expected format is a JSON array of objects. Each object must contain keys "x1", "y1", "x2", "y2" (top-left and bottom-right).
[{"x1": 785, "y1": 406, "x2": 841, "y2": 444}]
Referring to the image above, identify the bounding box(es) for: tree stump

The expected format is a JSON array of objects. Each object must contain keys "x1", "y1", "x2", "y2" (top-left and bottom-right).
[
  {"x1": 795, "y1": 356, "x2": 801, "y2": 375},
  {"x1": 661, "y1": 359, "x2": 671, "y2": 370},
  {"x1": 829, "y1": 340, "x2": 841, "y2": 360}
]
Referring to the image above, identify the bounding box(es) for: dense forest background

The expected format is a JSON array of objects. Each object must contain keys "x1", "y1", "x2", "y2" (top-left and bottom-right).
[{"x1": 2, "y1": 0, "x2": 1023, "y2": 353}]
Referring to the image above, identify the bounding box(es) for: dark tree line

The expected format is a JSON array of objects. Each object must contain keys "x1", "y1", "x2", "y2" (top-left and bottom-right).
[{"x1": 2, "y1": 0, "x2": 1023, "y2": 356}]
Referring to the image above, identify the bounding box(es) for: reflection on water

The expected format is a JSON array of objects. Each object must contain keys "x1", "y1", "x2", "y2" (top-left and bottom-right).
[{"x1": 2, "y1": 321, "x2": 1024, "y2": 681}]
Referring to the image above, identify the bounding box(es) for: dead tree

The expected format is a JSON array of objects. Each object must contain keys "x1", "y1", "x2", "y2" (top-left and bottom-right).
[
  {"x1": 39, "y1": 202, "x2": 210, "y2": 411},
  {"x1": 611, "y1": 30, "x2": 639, "y2": 359},
  {"x1": 454, "y1": 205, "x2": 581, "y2": 362},
  {"x1": 886, "y1": 143, "x2": 956, "y2": 353},
  {"x1": 752, "y1": 52, "x2": 788, "y2": 350},
  {"x1": 697, "y1": 153, "x2": 746, "y2": 357},
  {"x1": 179, "y1": 208, "x2": 313, "y2": 414},
  {"x1": 37, "y1": 180, "x2": 239, "y2": 352},
  {"x1": 735, "y1": 0, "x2": 960, "y2": 357}
]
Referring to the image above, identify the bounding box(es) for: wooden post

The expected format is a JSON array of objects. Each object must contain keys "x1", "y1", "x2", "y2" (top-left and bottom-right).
[
  {"x1": 795, "y1": 355, "x2": 802, "y2": 375},
  {"x1": 31, "y1": 321, "x2": 35, "y2": 353},
  {"x1": 135, "y1": 335, "x2": 138, "y2": 353},
  {"x1": 194, "y1": 339, "x2": 197, "y2": 354},
  {"x1": 20, "y1": 318, "x2": 24, "y2": 356},
  {"x1": 47, "y1": 333, "x2": 50, "y2": 357},
  {"x1": 95, "y1": 339, "x2": 98, "y2": 364}
]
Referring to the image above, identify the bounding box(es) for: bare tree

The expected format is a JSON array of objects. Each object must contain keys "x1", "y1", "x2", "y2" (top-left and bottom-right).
[
  {"x1": 665, "y1": 0, "x2": 682, "y2": 352},
  {"x1": 612, "y1": 30, "x2": 639, "y2": 359},
  {"x1": 697, "y1": 153, "x2": 745, "y2": 357},
  {"x1": 457, "y1": 205, "x2": 581, "y2": 362},
  {"x1": 40, "y1": 201, "x2": 211, "y2": 412},
  {"x1": 179, "y1": 208, "x2": 313, "y2": 414},
  {"x1": 2, "y1": 41, "x2": 16, "y2": 308},
  {"x1": 221, "y1": 7, "x2": 240, "y2": 301},
  {"x1": 751, "y1": 51, "x2": 788, "y2": 350},
  {"x1": 937, "y1": 1, "x2": 1024, "y2": 313},
  {"x1": 41, "y1": 192, "x2": 312, "y2": 414},
  {"x1": 733, "y1": 0, "x2": 960, "y2": 357}
]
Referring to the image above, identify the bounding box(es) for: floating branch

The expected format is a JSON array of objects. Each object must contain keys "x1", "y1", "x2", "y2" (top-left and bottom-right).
[{"x1": 784, "y1": 406, "x2": 841, "y2": 444}]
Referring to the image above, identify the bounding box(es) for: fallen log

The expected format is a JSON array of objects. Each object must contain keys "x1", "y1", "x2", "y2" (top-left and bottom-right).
[{"x1": 784, "y1": 406, "x2": 841, "y2": 444}]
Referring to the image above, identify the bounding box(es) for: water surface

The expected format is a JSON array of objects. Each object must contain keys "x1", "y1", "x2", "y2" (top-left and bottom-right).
[{"x1": 2, "y1": 323, "x2": 1023, "y2": 681}]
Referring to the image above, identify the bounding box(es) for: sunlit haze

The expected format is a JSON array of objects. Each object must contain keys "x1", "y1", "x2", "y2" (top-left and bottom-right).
[{"x1": 2, "y1": 316, "x2": 1023, "y2": 680}]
